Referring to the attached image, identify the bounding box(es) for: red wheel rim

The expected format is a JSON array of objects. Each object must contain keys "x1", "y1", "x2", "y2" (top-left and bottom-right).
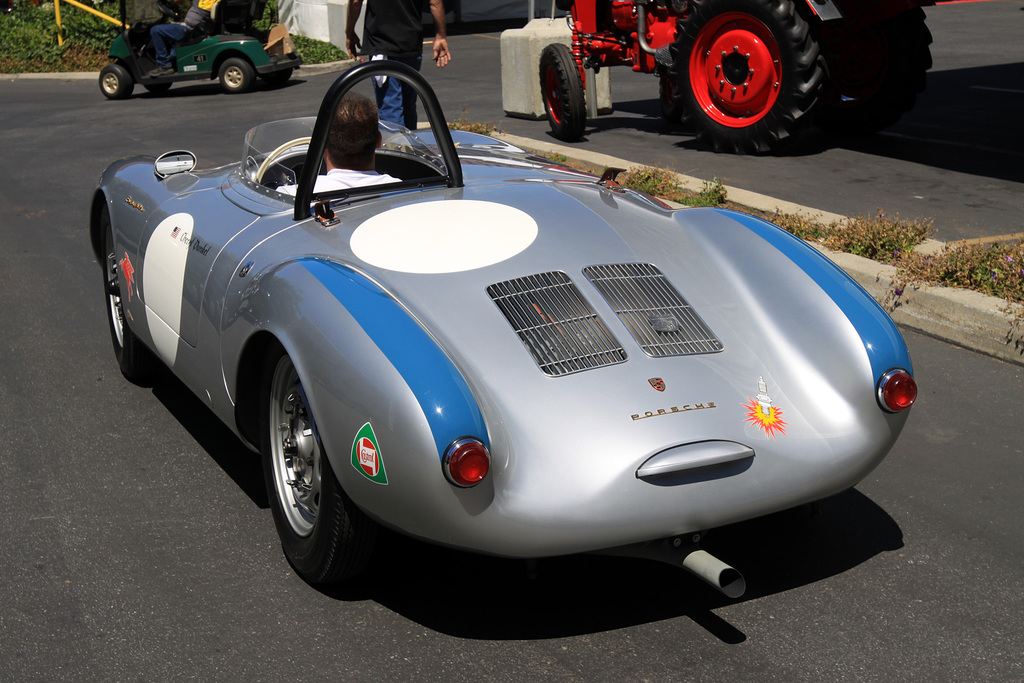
[
  {"x1": 688, "y1": 12, "x2": 783, "y2": 127},
  {"x1": 544, "y1": 66, "x2": 564, "y2": 124}
]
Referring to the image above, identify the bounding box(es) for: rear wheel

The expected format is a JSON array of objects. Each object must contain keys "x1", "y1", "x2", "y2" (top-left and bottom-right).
[
  {"x1": 101, "y1": 205, "x2": 157, "y2": 382},
  {"x1": 816, "y1": 8, "x2": 932, "y2": 135},
  {"x1": 261, "y1": 346, "x2": 377, "y2": 584},
  {"x1": 261, "y1": 67, "x2": 293, "y2": 88},
  {"x1": 659, "y1": 74, "x2": 683, "y2": 124},
  {"x1": 670, "y1": 0, "x2": 826, "y2": 153},
  {"x1": 99, "y1": 63, "x2": 134, "y2": 100},
  {"x1": 219, "y1": 57, "x2": 255, "y2": 94},
  {"x1": 540, "y1": 43, "x2": 586, "y2": 142}
]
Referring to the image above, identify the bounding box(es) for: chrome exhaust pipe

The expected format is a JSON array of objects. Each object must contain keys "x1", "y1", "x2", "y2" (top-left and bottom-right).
[
  {"x1": 679, "y1": 549, "x2": 746, "y2": 599},
  {"x1": 599, "y1": 537, "x2": 746, "y2": 598}
]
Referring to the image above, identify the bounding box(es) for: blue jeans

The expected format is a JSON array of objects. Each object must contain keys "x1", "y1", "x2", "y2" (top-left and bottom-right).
[
  {"x1": 151, "y1": 23, "x2": 189, "y2": 68},
  {"x1": 373, "y1": 55, "x2": 422, "y2": 130}
]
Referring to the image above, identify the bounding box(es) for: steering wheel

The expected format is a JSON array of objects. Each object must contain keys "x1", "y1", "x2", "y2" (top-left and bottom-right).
[
  {"x1": 254, "y1": 137, "x2": 313, "y2": 185},
  {"x1": 157, "y1": 0, "x2": 179, "y2": 19}
]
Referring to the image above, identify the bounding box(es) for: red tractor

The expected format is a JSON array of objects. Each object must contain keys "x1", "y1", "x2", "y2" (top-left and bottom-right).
[{"x1": 542, "y1": 0, "x2": 935, "y2": 153}]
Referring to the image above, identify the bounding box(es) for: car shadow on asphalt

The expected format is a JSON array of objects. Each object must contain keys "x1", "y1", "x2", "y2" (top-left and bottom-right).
[
  {"x1": 149, "y1": 365, "x2": 903, "y2": 642},
  {"x1": 321, "y1": 489, "x2": 902, "y2": 643},
  {"x1": 126, "y1": 78, "x2": 305, "y2": 101},
  {"x1": 151, "y1": 367, "x2": 268, "y2": 509}
]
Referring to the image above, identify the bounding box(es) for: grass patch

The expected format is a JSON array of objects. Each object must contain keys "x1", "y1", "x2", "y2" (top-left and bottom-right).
[
  {"x1": 897, "y1": 240, "x2": 1024, "y2": 305},
  {"x1": 771, "y1": 209, "x2": 931, "y2": 264},
  {"x1": 620, "y1": 166, "x2": 727, "y2": 207},
  {"x1": 448, "y1": 117, "x2": 501, "y2": 135}
]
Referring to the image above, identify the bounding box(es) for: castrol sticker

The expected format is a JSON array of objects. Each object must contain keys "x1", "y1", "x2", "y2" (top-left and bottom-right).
[{"x1": 351, "y1": 422, "x2": 388, "y2": 485}]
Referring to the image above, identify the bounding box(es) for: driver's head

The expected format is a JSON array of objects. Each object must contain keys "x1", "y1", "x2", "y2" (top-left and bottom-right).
[{"x1": 324, "y1": 92, "x2": 381, "y2": 172}]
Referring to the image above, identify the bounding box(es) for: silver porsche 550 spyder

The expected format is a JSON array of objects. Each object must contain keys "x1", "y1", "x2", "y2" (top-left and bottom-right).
[{"x1": 90, "y1": 62, "x2": 917, "y2": 597}]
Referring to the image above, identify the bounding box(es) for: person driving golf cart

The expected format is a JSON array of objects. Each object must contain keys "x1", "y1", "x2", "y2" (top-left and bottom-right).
[{"x1": 148, "y1": 0, "x2": 216, "y2": 77}]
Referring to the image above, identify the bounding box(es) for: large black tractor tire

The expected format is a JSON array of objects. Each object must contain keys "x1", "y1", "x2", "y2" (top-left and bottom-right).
[
  {"x1": 659, "y1": 74, "x2": 684, "y2": 124},
  {"x1": 261, "y1": 345, "x2": 377, "y2": 584},
  {"x1": 816, "y1": 8, "x2": 933, "y2": 136},
  {"x1": 669, "y1": 0, "x2": 826, "y2": 154},
  {"x1": 540, "y1": 43, "x2": 587, "y2": 142}
]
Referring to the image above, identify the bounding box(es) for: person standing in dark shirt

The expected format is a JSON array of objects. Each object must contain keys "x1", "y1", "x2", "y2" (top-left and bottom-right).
[{"x1": 345, "y1": 0, "x2": 451, "y2": 130}]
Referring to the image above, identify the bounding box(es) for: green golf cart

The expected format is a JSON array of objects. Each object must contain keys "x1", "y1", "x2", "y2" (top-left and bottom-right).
[{"x1": 99, "y1": 0, "x2": 300, "y2": 99}]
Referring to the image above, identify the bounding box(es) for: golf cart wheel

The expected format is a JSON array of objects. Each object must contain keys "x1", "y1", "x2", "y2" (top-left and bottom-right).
[
  {"x1": 220, "y1": 57, "x2": 255, "y2": 94},
  {"x1": 262, "y1": 68, "x2": 293, "y2": 88},
  {"x1": 99, "y1": 63, "x2": 134, "y2": 100},
  {"x1": 539, "y1": 43, "x2": 586, "y2": 142}
]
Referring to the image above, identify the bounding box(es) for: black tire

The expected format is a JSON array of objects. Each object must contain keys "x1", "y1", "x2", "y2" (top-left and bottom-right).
[
  {"x1": 260, "y1": 345, "x2": 377, "y2": 584},
  {"x1": 816, "y1": 8, "x2": 933, "y2": 135},
  {"x1": 670, "y1": 0, "x2": 826, "y2": 154},
  {"x1": 261, "y1": 67, "x2": 293, "y2": 88},
  {"x1": 100, "y1": 204, "x2": 157, "y2": 382},
  {"x1": 540, "y1": 43, "x2": 586, "y2": 142},
  {"x1": 99, "y1": 63, "x2": 135, "y2": 100},
  {"x1": 219, "y1": 57, "x2": 256, "y2": 94},
  {"x1": 659, "y1": 74, "x2": 683, "y2": 124},
  {"x1": 143, "y1": 82, "x2": 172, "y2": 94}
]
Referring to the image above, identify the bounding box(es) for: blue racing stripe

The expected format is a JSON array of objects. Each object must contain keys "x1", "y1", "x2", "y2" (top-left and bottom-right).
[
  {"x1": 723, "y1": 210, "x2": 913, "y2": 379},
  {"x1": 300, "y1": 258, "x2": 488, "y2": 458}
]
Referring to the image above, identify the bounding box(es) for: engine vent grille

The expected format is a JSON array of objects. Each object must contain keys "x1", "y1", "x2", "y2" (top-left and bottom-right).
[
  {"x1": 584, "y1": 263, "x2": 723, "y2": 357},
  {"x1": 488, "y1": 271, "x2": 627, "y2": 377}
]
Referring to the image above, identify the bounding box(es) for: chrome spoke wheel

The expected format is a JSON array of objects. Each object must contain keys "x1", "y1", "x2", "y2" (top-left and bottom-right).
[
  {"x1": 268, "y1": 356, "x2": 322, "y2": 537},
  {"x1": 104, "y1": 246, "x2": 125, "y2": 349}
]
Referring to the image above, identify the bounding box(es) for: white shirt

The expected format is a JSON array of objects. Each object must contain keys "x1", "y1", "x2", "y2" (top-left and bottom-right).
[{"x1": 279, "y1": 167, "x2": 400, "y2": 195}]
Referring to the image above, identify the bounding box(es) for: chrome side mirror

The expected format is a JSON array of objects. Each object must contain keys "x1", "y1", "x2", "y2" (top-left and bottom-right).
[{"x1": 154, "y1": 150, "x2": 197, "y2": 178}]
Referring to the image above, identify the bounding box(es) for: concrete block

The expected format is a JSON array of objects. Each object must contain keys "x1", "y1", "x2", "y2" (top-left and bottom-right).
[
  {"x1": 278, "y1": 0, "x2": 362, "y2": 50},
  {"x1": 500, "y1": 18, "x2": 612, "y2": 121}
]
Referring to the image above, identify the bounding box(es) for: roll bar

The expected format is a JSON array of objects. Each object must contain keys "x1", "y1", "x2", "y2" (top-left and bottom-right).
[{"x1": 293, "y1": 60, "x2": 464, "y2": 220}]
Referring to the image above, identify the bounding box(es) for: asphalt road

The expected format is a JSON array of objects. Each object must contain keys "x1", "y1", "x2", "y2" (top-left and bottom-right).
[{"x1": 1, "y1": 3, "x2": 1023, "y2": 680}]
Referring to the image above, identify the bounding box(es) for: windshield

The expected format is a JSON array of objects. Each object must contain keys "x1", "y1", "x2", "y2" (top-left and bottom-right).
[
  {"x1": 239, "y1": 117, "x2": 448, "y2": 198},
  {"x1": 125, "y1": 0, "x2": 181, "y2": 25}
]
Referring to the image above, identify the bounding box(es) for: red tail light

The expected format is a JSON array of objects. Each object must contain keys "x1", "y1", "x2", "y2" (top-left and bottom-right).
[
  {"x1": 877, "y1": 369, "x2": 917, "y2": 412},
  {"x1": 443, "y1": 438, "x2": 490, "y2": 487}
]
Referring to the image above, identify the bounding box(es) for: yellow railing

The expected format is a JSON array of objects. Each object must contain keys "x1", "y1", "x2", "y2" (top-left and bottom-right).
[{"x1": 54, "y1": 0, "x2": 127, "y2": 46}]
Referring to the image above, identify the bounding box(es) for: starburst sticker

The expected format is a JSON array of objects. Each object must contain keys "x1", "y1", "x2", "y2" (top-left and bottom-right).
[
  {"x1": 119, "y1": 253, "x2": 135, "y2": 302},
  {"x1": 744, "y1": 376, "x2": 787, "y2": 438}
]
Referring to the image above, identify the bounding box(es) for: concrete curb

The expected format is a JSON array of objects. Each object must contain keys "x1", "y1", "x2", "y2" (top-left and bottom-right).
[{"x1": 493, "y1": 132, "x2": 1024, "y2": 368}]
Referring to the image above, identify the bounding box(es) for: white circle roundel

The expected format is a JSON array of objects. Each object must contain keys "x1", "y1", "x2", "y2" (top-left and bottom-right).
[{"x1": 350, "y1": 200, "x2": 538, "y2": 274}]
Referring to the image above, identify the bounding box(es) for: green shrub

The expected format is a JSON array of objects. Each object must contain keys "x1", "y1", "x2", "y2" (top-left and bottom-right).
[
  {"x1": 448, "y1": 117, "x2": 499, "y2": 135},
  {"x1": 899, "y1": 239, "x2": 1024, "y2": 306},
  {"x1": 620, "y1": 166, "x2": 726, "y2": 207},
  {"x1": 0, "y1": 0, "x2": 113, "y2": 69},
  {"x1": 291, "y1": 34, "x2": 346, "y2": 64},
  {"x1": 59, "y1": 0, "x2": 119, "y2": 52},
  {"x1": 773, "y1": 209, "x2": 929, "y2": 264},
  {"x1": 1, "y1": 4, "x2": 63, "y2": 63}
]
